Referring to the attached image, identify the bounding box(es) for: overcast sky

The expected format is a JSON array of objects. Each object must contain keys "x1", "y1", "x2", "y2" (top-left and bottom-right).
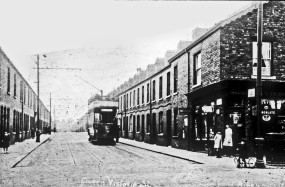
[{"x1": 0, "y1": 0, "x2": 252, "y2": 122}]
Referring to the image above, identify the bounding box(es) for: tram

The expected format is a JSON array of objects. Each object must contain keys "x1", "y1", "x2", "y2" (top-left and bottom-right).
[{"x1": 87, "y1": 99, "x2": 118, "y2": 144}]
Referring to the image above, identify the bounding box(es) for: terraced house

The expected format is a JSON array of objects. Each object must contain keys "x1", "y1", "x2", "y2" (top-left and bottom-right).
[
  {"x1": 112, "y1": 1, "x2": 285, "y2": 157},
  {"x1": 0, "y1": 48, "x2": 50, "y2": 145}
]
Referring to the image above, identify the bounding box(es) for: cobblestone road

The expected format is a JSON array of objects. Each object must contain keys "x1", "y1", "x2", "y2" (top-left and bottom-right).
[{"x1": 1, "y1": 132, "x2": 285, "y2": 187}]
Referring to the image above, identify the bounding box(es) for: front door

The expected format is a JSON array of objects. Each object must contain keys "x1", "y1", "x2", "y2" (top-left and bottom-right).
[{"x1": 167, "y1": 110, "x2": 172, "y2": 146}]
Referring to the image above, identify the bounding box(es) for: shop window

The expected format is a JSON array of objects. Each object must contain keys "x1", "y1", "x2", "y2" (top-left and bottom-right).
[
  {"x1": 252, "y1": 42, "x2": 272, "y2": 76},
  {"x1": 173, "y1": 66, "x2": 178, "y2": 93},
  {"x1": 174, "y1": 109, "x2": 178, "y2": 136},
  {"x1": 193, "y1": 52, "x2": 201, "y2": 86},
  {"x1": 159, "y1": 111, "x2": 163, "y2": 134},
  {"x1": 159, "y1": 76, "x2": 163, "y2": 99},
  {"x1": 167, "y1": 72, "x2": 170, "y2": 96}
]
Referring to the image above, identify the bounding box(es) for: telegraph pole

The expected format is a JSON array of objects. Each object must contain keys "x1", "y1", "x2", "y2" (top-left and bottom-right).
[
  {"x1": 36, "y1": 54, "x2": 40, "y2": 142},
  {"x1": 49, "y1": 93, "x2": 52, "y2": 134},
  {"x1": 255, "y1": 1, "x2": 265, "y2": 168}
]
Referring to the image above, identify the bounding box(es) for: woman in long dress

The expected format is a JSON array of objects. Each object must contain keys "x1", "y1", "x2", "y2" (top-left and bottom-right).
[
  {"x1": 214, "y1": 132, "x2": 223, "y2": 158},
  {"x1": 223, "y1": 125, "x2": 233, "y2": 156}
]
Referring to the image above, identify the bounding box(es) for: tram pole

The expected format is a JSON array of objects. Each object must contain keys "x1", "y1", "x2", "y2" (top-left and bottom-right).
[{"x1": 255, "y1": 1, "x2": 265, "y2": 168}]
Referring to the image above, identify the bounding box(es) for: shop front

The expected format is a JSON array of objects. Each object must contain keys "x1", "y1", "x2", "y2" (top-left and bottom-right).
[{"x1": 187, "y1": 79, "x2": 285, "y2": 156}]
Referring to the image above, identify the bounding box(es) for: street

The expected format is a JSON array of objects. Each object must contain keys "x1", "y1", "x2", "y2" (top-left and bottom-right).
[{"x1": 1, "y1": 132, "x2": 285, "y2": 187}]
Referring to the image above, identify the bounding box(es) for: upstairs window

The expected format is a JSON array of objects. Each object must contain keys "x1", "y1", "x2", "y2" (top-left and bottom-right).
[
  {"x1": 20, "y1": 81, "x2": 23, "y2": 102},
  {"x1": 147, "y1": 83, "x2": 150, "y2": 103},
  {"x1": 133, "y1": 90, "x2": 136, "y2": 107},
  {"x1": 130, "y1": 92, "x2": 132, "y2": 108},
  {"x1": 14, "y1": 74, "x2": 17, "y2": 97},
  {"x1": 167, "y1": 72, "x2": 170, "y2": 96},
  {"x1": 7, "y1": 67, "x2": 10, "y2": 94},
  {"x1": 174, "y1": 65, "x2": 178, "y2": 93},
  {"x1": 252, "y1": 42, "x2": 272, "y2": 76},
  {"x1": 152, "y1": 80, "x2": 156, "y2": 101},
  {"x1": 193, "y1": 52, "x2": 201, "y2": 86},
  {"x1": 159, "y1": 76, "x2": 163, "y2": 99},
  {"x1": 137, "y1": 88, "x2": 140, "y2": 105},
  {"x1": 126, "y1": 94, "x2": 128, "y2": 108},
  {"x1": 142, "y1": 86, "x2": 144, "y2": 104}
]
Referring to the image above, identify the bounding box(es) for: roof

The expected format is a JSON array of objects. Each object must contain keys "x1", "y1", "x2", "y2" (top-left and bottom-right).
[{"x1": 169, "y1": 1, "x2": 268, "y2": 63}]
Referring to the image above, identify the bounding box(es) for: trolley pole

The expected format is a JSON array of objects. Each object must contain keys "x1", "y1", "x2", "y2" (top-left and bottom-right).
[
  {"x1": 36, "y1": 54, "x2": 40, "y2": 142},
  {"x1": 255, "y1": 1, "x2": 265, "y2": 168}
]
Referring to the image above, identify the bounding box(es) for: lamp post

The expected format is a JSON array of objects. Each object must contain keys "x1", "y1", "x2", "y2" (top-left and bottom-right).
[{"x1": 255, "y1": 1, "x2": 265, "y2": 168}]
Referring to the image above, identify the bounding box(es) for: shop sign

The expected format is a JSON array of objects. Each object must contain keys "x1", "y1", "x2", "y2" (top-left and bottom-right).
[
  {"x1": 248, "y1": 88, "x2": 255, "y2": 98},
  {"x1": 216, "y1": 98, "x2": 222, "y2": 105},
  {"x1": 261, "y1": 103, "x2": 275, "y2": 122}
]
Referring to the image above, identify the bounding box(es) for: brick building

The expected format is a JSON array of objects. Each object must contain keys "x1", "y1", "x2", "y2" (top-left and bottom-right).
[
  {"x1": 169, "y1": 1, "x2": 285, "y2": 153},
  {"x1": 0, "y1": 47, "x2": 50, "y2": 145},
  {"x1": 112, "y1": 1, "x2": 285, "y2": 155}
]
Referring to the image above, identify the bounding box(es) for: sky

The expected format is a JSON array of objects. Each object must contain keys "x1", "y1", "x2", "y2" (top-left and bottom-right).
[{"x1": 0, "y1": 0, "x2": 252, "y2": 123}]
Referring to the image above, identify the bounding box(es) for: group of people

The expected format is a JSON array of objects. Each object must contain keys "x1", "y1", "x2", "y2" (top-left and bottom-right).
[
  {"x1": 1, "y1": 131, "x2": 10, "y2": 154},
  {"x1": 213, "y1": 125, "x2": 233, "y2": 158}
]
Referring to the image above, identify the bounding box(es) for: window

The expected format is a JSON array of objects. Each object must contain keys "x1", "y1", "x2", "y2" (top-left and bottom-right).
[
  {"x1": 159, "y1": 76, "x2": 163, "y2": 99},
  {"x1": 20, "y1": 81, "x2": 23, "y2": 102},
  {"x1": 152, "y1": 80, "x2": 156, "y2": 101},
  {"x1": 137, "y1": 115, "x2": 140, "y2": 132},
  {"x1": 7, "y1": 67, "x2": 10, "y2": 94},
  {"x1": 193, "y1": 52, "x2": 201, "y2": 86},
  {"x1": 137, "y1": 88, "x2": 140, "y2": 105},
  {"x1": 147, "y1": 83, "x2": 150, "y2": 103},
  {"x1": 133, "y1": 90, "x2": 136, "y2": 107},
  {"x1": 126, "y1": 94, "x2": 129, "y2": 108},
  {"x1": 174, "y1": 109, "x2": 178, "y2": 136},
  {"x1": 167, "y1": 72, "x2": 170, "y2": 96},
  {"x1": 124, "y1": 95, "x2": 126, "y2": 109},
  {"x1": 24, "y1": 85, "x2": 26, "y2": 104},
  {"x1": 121, "y1": 96, "x2": 122, "y2": 110},
  {"x1": 252, "y1": 42, "x2": 272, "y2": 76},
  {"x1": 142, "y1": 86, "x2": 144, "y2": 104},
  {"x1": 147, "y1": 114, "x2": 150, "y2": 133},
  {"x1": 159, "y1": 111, "x2": 163, "y2": 134},
  {"x1": 28, "y1": 90, "x2": 30, "y2": 107},
  {"x1": 174, "y1": 65, "x2": 178, "y2": 93},
  {"x1": 14, "y1": 74, "x2": 17, "y2": 97},
  {"x1": 130, "y1": 92, "x2": 132, "y2": 108}
]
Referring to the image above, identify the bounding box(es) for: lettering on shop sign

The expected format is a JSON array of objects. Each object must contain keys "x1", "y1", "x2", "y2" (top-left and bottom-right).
[{"x1": 261, "y1": 102, "x2": 275, "y2": 122}]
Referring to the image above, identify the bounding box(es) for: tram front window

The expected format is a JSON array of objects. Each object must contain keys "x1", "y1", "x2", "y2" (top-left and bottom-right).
[{"x1": 94, "y1": 113, "x2": 101, "y2": 123}]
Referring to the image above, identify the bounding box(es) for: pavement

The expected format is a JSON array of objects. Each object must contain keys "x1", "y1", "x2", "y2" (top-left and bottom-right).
[
  {"x1": 0, "y1": 133, "x2": 53, "y2": 169},
  {"x1": 119, "y1": 138, "x2": 241, "y2": 168}
]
